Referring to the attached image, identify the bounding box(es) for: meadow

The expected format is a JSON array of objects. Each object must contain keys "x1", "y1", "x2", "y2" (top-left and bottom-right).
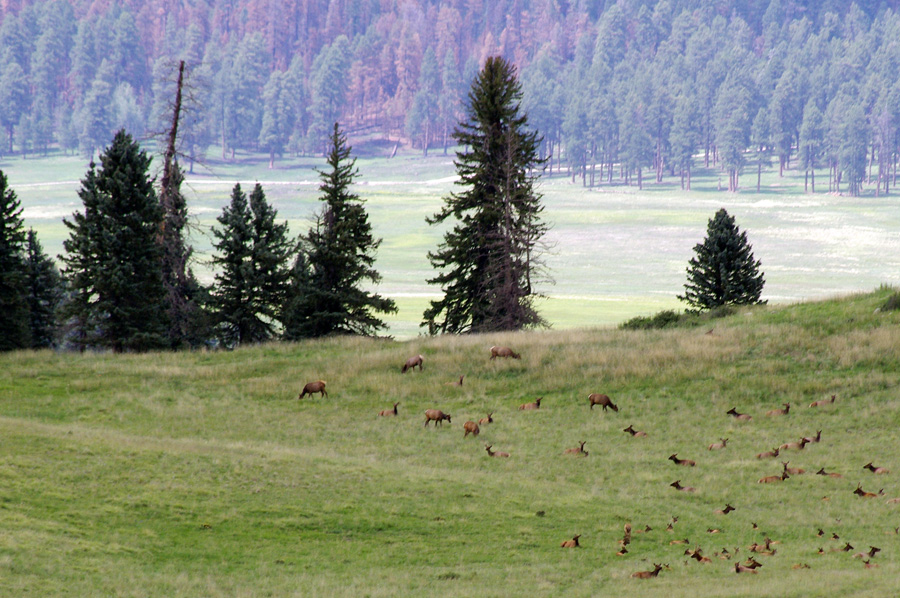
[
  {"x1": 2, "y1": 288, "x2": 900, "y2": 597},
  {"x1": 6, "y1": 144, "x2": 900, "y2": 338}
]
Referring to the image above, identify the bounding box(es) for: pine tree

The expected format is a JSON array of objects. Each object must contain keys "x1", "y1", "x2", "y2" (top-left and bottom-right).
[
  {"x1": 423, "y1": 56, "x2": 548, "y2": 334},
  {"x1": 24, "y1": 229, "x2": 64, "y2": 348},
  {"x1": 679, "y1": 208, "x2": 766, "y2": 310},
  {"x1": 0, "y1": 170, "x2": 30, "y2": 350},
  {"x1": 210, "y1": 183, "x2": 292, "y2": 346},
  {"x1": 60, "y1": 129, "x2": 169, "y2": 352},
  {"x1": 283, "y1": 123, "x2": 396, "y2": 339}
]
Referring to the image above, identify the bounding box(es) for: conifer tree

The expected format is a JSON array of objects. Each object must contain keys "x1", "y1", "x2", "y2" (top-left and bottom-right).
[
  {"x1": 0, "y1": 170, "x2": 30, "y2": 350},
  {"x1": 679, "y1": 208, "x2": 765, "y2": 310},
  {"x1": 60, "y1": 129, "x2": 169, "y2": 352},
  {"x1": 283, "y1": 123, "x2": 396, "y2": 339},
  {"x1": 423, "y1": 56, "x2": 548, "y2": 334},
  {"x1": 24, "y1": 229, "x2": 64, "y2": 348}
]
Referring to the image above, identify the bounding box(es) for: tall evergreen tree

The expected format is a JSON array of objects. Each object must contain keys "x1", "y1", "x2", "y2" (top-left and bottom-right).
[
  {"x1": 679, "y1": 208, "x2": 765, "y2": 310},
  {"x1": 0, "y1": 170, "x2": 30, "y2": 350},
  {"x1": 24, "y1": 229, "x2": 64, "y2": 348},
  {"x1": 423, "y1": 56, "x2": 548, "y2": 334},
  {"x1": 60, "y1": 130, "x2": 169, "y2": 352},
  {"x1": 283, "y1": 123, "x2": 396, "y2": 339}
]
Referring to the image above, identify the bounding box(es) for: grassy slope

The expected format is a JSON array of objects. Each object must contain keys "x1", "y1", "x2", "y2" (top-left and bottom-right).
[{"x1": 2, "y1": 288, "x2": 900, "y2": 597}]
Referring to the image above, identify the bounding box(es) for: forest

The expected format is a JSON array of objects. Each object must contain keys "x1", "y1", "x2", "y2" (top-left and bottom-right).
[{"x1": 1, "y1": 0, "x2": 900, "y2": 195}]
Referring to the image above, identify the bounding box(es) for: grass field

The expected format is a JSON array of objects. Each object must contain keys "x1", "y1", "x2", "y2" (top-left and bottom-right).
[
  {"x1": 5, "y1": 146, "x2": 900, "y2": 338},
  {"x1": 2, "y1": 288, "x2": 900, "y2": 596}
]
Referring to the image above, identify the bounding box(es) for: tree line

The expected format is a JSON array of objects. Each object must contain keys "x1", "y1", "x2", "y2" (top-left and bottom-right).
[{"x1": 1, "y1": 1, "x2": 900, "y2": 195}]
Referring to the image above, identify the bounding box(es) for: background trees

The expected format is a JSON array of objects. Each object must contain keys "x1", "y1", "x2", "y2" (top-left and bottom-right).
[
  {"x1": 0, "y1": 170, "x2": 31, "y2": 350},
  {"x1": 423, "y1": 56, "x2": 547, "y2": 335}
]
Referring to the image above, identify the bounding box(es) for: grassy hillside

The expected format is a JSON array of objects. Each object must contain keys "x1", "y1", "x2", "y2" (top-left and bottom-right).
[{"x1": 2, "y1": 288, "x2": 900, "y2": 596}]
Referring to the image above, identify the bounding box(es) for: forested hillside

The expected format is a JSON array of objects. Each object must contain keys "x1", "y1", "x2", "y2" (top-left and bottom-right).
[{"x1": 1, "y1": 0, "x2": 900, "y2": 194}]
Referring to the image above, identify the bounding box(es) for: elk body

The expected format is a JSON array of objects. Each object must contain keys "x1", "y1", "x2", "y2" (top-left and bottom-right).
[
  {"x1": 490, "y1": 346, "x2": 520, "y2": 359},
  {"x1": 854, "y1": 484, "x2": 883, "y2": 498},
  {"x1": 864, "y1": 462, "x2": 890, "y2": 474},
  {"x1": 463, "y1": 421, "x2": 480, "y2": 437},
  {"x1": 588, "y1": 393, "x2": 618, "y2": 412},
  {"x1": 378, "y1": 402, "x2": 399, "y2": 416},
  {"x1": 758, "y1": 472, "x2": 789, "y2": 484},
  {"x1": 484, "y1": 444, "x2": 510, "y2": 458},
  {"x1": 401, "y1": 354, "x2": 424, "y2": 373},
  {"x1": 669, "y1": 453, "x2": 696, "y2": 467},
  {"x1": 478, "y1": 413, "x2": 494, "y2": 425},
  {"x1": 782, "y1": 461, "x2": 806, "y2": 475},
  {"x1": 714, "y1": 504, "x2": 736, "y2": 515},
  {"x1": 767, "y1": 403, "x2": 790, "y2": 416},
  {"x1": 670, "y1": 480, "x2": 696, "y2": 492},
  {"x1": 816, "y1": 468, "x2": 843, "y2": 478},
  {"x1": 560, "y1": 534, "x2": 581, "y2": 548},
  {"x1": 810, "y1": 395, "x2": 836, "y2": 408},
  {"x1": 726, "y1": 407, "x2": 752, "y2": 421},
  {"x1": 708, "y1": 438, "x2": 728, "y2": 450},
  {"x1": 519, "y1": 397, "x2": 542, "y2": 410},
  {"x1": 564, "y1": 441, "x2": 588, "y2": 456},
  {"x1": 734, "y1": 563, "x2": 758, "y2": 574},
  {"x1": 803, "y1": 430, "x2": 822, "y2": 444},
  {"x1": 623, "y1": 425, "x2": 647, "y2": 437},
  {"x1": 424, "y1": 409, "x2": 451, "y2": 427},
  {"x1": 447, "y1": 375, "x2": 464, "y2": 387},
  {"x1": 298, "y1": 380, "x2": 327, "y2": 399},
  {"x1": 631, "y1": 564, "x2": 664, "y2": 579},
  {"x1": 780, "y1": 438, "x2": 809, "y2": 451},
  {"x1": 756, "y1": 447, "x2": 780, "y2": 459}
]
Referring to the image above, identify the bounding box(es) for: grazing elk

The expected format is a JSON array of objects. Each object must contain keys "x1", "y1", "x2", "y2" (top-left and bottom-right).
[
  {"x1": 424, "y1": 409, "x2": 451, "y2": 427},
  {"x1": 668, "y1": 453, "x2": 696, "y2": 467},
  {"x1": 564, "y1": 441, "x2": 589, "y2": 456},
  {"x1": 756, "y1": 447, "x2": 780, "y2": 459},
  {"x1": 809, "y1": 394, "x2": 836, "y2": 408},
  {"x1": 726, "y1": 407, "x2": 752, "y2": 421},
  {"x1": 519, "y1": 397, "x2": 542, "y2": 410},
  {"x1": 631, "y1": 564, "x2": 665, "y2": 579},
  {"x1": 670, "y1": 480, "x2": 696, "y2": 492},
  {"x1": 478, "y1": 412, "x2": 494, "y2": 425},
  {"x1": 378, "y1": 402, "x2": 399, "y2": 417},
  {"x1": 298, "y1": 380, "x2": 327, "y2": 399},
  {"x1": 863, "y1": 462, "x2": 890, "y2": 474},
  {"x1": 401, "y1": 354, "x2": 424, "y2": 373},
  {"x1": 708, "y1": 438, "x2": 729, "y2": 450},
  {"x1": 623, "y1": 424, "x2": 647, "y2": 437},
  {"x1": 560, "y1": 534, "x2": 581, "y2": 548},
  {"x1": 490, "y1": 346, "x2": 520, "y2": 359},
  {"x1": 854, "y1": 483, "x2": 883, "y2": 498},
  {"x1": 463, "y1": 421, "x2": 480, "y2": 437},
  {"x1": 588, "y1": 393, "x2": 619, "y2": 412},
  {"x1": 766, "y1": 403, "x2": 790, "y2": 416},
  {"x1": 484, "y1": 444, "x2": 510, "y2": 458}
]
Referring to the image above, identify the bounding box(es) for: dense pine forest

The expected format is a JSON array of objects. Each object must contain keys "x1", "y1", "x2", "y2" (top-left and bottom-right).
[{"x1": 1, "y1": 0, "x2": 900, "y2": 195}]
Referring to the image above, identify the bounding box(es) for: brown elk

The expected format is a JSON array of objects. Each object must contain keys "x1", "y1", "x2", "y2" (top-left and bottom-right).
[
  {"x1": 378, "y1": 402, "x2": 399, "y2": 417},
  {"x1": 726, "y1": 407, "x2": 752, "y2": 421},
  {"x1": 758, "y1": 472, "x2": 789, "y2": 484},
  {"x1": 490, "y1": 346, "x2": 520, "y2": 359},
  {"x1": 809, "y1": 394, "x2": 836, "y2": 408},
  {"x1": 564, "y1": 441, "x2": 588, "y2": 456},
  {"x1": 780, "y1": 438, "x2": 809, "y2": 451},
  {"x1": 714, "y1": 504, "x2": 736, "y2": 515},
  {"x1": 669, "y1": 453, "x2": 696, "y2": 467},
  {"x1": 484, "y1": 444, "x2": 510, "y2": 458},
  {"x1": 519, "y1": 397, "x2": 542, "y2": 410},
  {"x1": 298, "y1": 380, "x2": 327, "y2": 399},
  {"x1": 631, "y1": 564, "x2": 664, "y2": 579},
  {"x1": 670, "y1": 480, "x2": 696, "y2": 492},
  {"x1": 854, "y1": 483, "x2": 883, "y2": 498},
  {"x1": 424, "y1": 409, "x2": 452, "y2": 427},
  {"x1": 803, "y1": 430, "x2": 822, "y2": 443},
  {"x1": 708, "y1": 438, "x2": 729, "y2": 450},
  {"x1": 463, "y1": 421, "x2": 480, "y2": 437},
  {"x1": 560, "y1": 534, "x2": 581, "y2": 548},
  {"x1": 863, "y1": 462, "x2": 890, "y2": 474},
  {"x1": 478, "y1": 412, "x2": 494, "y2": 425},
  {"x1": 782, "y1": 461, "x2": 805, "y2": 475},
  {"x1": 401, "y1": 354, "x2": 424, "y2": 373},
  {"x1": 766, "y1": 403, "x2": 790, "y2": 416},
  {"x1": 734, "y1": 563, "x2": 759, "y2": 574},
  {"x1": 623, "y1": 424, "x2": 647, "y2": 437},
  {"x1": 588, "y1": 393, "x2": 619, "y2": 412},
  {"x1": 446, "y1": 375, "x2": 464, "y2": 387},
  {"x1": 816, "y1": 467, "x2": 843, "y2": 478},
  {"x1": 757, "y1": 447, "x2": 780, "y2": 459},
  {"x1": 853, "y1": 546, "x2": 881, "y2": 559}
]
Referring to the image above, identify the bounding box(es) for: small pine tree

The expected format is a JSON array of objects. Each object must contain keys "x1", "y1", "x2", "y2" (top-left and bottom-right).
[
  {"x1": 679, "y1": 208, "x2": 766, "y2": 310},
  {"x1": 0, "y1": 170, "x2": 31, "y2": 350},
  {"x1": 283, "y1": 123, "x2": 396, "y2": 338},
  {"x1": 24, "y1": 229, "x2": 64, "y2": 348}
]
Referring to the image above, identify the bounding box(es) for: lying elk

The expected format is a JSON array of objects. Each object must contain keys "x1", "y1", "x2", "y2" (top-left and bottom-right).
[
  {"x1": 560, "y1": 534, "x2": 581, "y2": 548},
  {"x1": 782, "y1": 461, "x2": 806, "y2": 475},
  {"x1": 424, "y1": 409, "x2": 451, "y2": 427},
  {"x1": 623, "y1": 424, "x2": 647, "y2": 437},
  {"x1": 519, "y1": 397, "x2": 542, "y2": 410},
  {"x1": 766, "y1": 403, "x2": 790, "y2": 416},
  {"x1": 564, "y1": 441, "x2": 588, "y2": 456},
  {"x1": 734, "y1": 563, "x2": 758, "y2": 574},
  {"x1": 463, "y1": 421, "x2": 480, "y2": 437},
  {"x1": 401, "y1": 354, "x2": 424, "y2": 373},
  {"x1": 756, "y1": 448, "x2": 780, "y2": 459},
  {"x1": 588, "y1": 393, "x2": 618, "y2": 412},
  {"x1": 809, "y1": 394, "x2": 836, "y2": 408},
  {"x1": 758, "y1": 472, "x2": 789, "y2": 484},
  {"x1": 714, "y1": 504, "x2": 736, "y2": 515},
  {"x1": 864, "y1": 462, "x2": 890, "y2": 474},
  {"x1": 726, "y1": 407, "x2": 752, "y2": 421},
  {"x1": 631, "y1": 564, "x2": 665, "y2": 579},
  {"x1": 670, "y1": 480, "x2": 696, "y2": 492},
  {"x1": 298, "y1": 380, "x2": 327, "y2": 399},
  {"x1": 803, "y1": 430, "x2": 822, "y2": 444},
  {"x1": 484, "y1": 444, "x2": 509, "y2": 458},
  {"x1": 478, "y1": 412, "x2": 494, "y2": 425},
  {"x1": 668, "y1": 453, "x2": 696, "y2": 467},
  {"x1": 708, "y1": 438, "x2": 729, "y2": 450},
  {"x1": 490, "y1": 345, "x2": 520, "y2": 359},
  {"x1": 816, "y1": 467, "x2": 843, "y2": 478},
  {"x1": 780, "y1": 438, "x2": 809, "y2": 451},
  {"x1": 378, "y1": 402, "x2": 399, "y2": 417},
  {"x1": 854, "y1": 483, "x2": 883, "y2": 498},
  {"x1": 447, "y1": 375, "x2": 464, "y2": 387}
]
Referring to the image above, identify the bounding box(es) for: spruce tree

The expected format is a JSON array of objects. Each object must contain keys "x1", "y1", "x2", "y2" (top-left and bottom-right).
[
  {"x1": 24, "y1": 229, "x2": 64, "y2": 348},
  {"x1": 60, "y1": 129, "x2": 169, "y2": 352},
  {"x1": 679, "y1": 208, "x2": 766, "y2": 310},
  {"x1": 283, "y1": 123, "x2": 396, "y2": 339},
  {"x1": 0, "y1": 170, "x2": 30, "y2": 350},
  {"x1": 423, "y1": 56, "x2": 548, "y2": 334}
]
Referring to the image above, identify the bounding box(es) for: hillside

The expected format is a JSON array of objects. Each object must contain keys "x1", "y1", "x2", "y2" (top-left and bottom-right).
[{"x1": 2, "y1": 288, "x2": 900, "y2": 596}]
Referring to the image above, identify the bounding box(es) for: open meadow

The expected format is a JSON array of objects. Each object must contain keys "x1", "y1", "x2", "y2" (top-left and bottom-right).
[
  {"x1": 5, "y1": 145, "x2": 900, "y2": 338},
  {"x1": 2, "y1": 288, "x2": 900, "y2": 596}
]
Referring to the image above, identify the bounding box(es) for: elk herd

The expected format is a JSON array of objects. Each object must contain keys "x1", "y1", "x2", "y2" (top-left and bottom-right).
[{"x1": 295, "y1": 345, "x2": 895, "y2": 579}]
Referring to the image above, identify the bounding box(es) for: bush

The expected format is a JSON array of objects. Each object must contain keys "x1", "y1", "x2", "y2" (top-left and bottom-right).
[
  {"x1": 881, "y1": 292, "x2": 900, "y2": 312},
  {"x1": 620, "y1": 305, "x2": 737, "y2": 330}
]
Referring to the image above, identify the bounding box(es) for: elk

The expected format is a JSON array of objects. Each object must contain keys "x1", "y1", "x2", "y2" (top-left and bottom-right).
[
  {"x1": 668, "y1": 453, "x2": 696, "y2": 467},
  {"x1": 708, "y1": 438, "x2": 729, "y2": 450},
  {"x1": 782, "y1": 461, "x2": 806, "y2": 475},
  {"x1": 490, "y1": 345, "x2": 520, "y2": 359},
  {"x1": 446, "y1": 375, "x2": 464, "y2": 387},
  {"x1": 780, "y1": 438, "x2": 809, "y2": 451},
  {"x1": 378, "y1": 402, "x2": 399, "y2": 417},
  {"x1": 298, "y1": 380, "x2": 327, "y2": 399},
  {"x1": 463, "y1": 421, "x2": 480, "y2": 437},
  {"x1": 560, "y1": 534, "x2": 581, "y2": 548},
  {"x1": 726, "y1": 407, "x2": 752, "y2": 421},
  {"x1": 519, "y1": 397, "x2": 542, "y2": 410},
  {"x1": 854, "y1": 483, "x2": 883, "y2": 498},
  {"x1": 766, "y1": 403, "x2": 790, "y2": 416},
  {"x1": 863, "y1": 462, "x2": 890, "y2": 474},
  {"x1": 670, "y1": 480, "x2": 696, "y2": 492},
  {"x1": 853, "y1": 546, "x2": 881, "y2": 559},
  {"x1": 401, "y1": 354, "x2": 424, "y2": 373},
  {"x1": 564, "y1": 441, "x2": 588, "y2": 456},
  {"x1": 758, "y1": 471, "x2": 789, "y2": 484},
  {"x1": 588, "y1": 393, "x2": 619, "y2": 412},
  {"x1": 484, "y1": 444, "x2": 509, "y2": 458},
  {"x1": 478, "y1": 412, "x2": 494, "y2": 425},
  {"x1": 803, "y1": 430, "x2": 822, "y2": 443},
  {"x1": 714, "y1": 504, "x2": 736, "y2": 515},
  {"x1": 809, "y1": 394, "x2": 836, "y2": 408},
  {"x1": 816, "y1": 467, "x2": 843, "y2": 478},
  {"x1": 424, "y1": 409, "x2": 451, "y2": 427},
  {"x1": 735, "y1": 563, "x2": 758, "y2": 574},
  {"x1": 756, "y1": 447, "x2": 780, "y2": 459},
  {"x1": 631, "y1": 564, "x2": 664, "y2": 579},
  {"x1": 623, "y1": 425, "x2": 647, "y2": 437}
]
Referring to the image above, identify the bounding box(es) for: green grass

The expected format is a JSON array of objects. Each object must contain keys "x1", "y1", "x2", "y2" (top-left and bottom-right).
[{"x1": 2, "y1": 288, "x2": 900, "y2": 596}]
